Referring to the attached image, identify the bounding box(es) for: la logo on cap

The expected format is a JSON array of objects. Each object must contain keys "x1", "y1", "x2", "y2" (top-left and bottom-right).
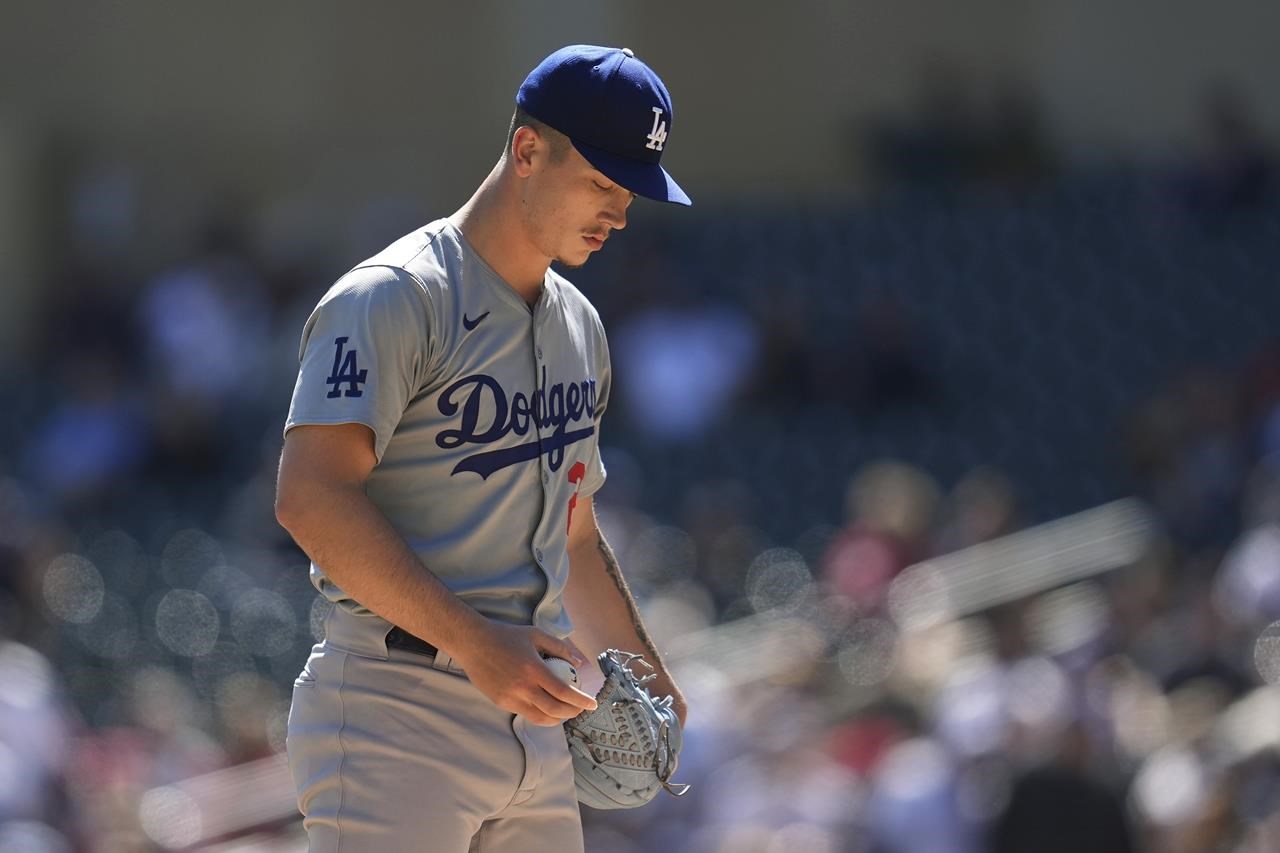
[{"x1": 646, "y1": 107, "x2": 668, "y2": 152}]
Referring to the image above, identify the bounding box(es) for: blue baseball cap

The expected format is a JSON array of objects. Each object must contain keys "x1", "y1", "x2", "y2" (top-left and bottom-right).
[{"x1": 517, "y1": 45, "x2": 692, "y2": 206}]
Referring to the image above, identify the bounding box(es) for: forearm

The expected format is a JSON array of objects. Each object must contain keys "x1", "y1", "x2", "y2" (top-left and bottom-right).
[
  {"x1": 565, "y1": 532, "x2": 685, "y2": 712},
  {"x1": 277, "y1": 484, "x2": 485, "y2": 659}
]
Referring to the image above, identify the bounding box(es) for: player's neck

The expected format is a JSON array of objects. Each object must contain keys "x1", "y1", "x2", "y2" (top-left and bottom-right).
[{"x1": 451, "y1": 170, "x2": 549, "y2": 307}]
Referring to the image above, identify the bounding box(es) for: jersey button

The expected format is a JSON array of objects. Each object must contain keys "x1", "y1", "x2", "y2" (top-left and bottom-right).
[
  {"x1": 534, "y1": 548, "x2": 544, "y2": 563},
  {"x1": 542, "y1": 471, "x2": 550, "y2": 484},
  {"x1": 536, "y1": 346, "x2": 544, "y2": 360}
]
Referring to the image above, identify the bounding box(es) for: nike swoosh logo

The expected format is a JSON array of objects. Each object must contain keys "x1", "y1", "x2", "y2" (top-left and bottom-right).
[{"x1": 462, "y1": 311, "x2": 490, "y2": 332}]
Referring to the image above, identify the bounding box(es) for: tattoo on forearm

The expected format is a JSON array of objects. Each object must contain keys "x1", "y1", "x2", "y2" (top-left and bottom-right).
[{"x1": 596, "y1": 533, "x2": 664, "y2": 665}]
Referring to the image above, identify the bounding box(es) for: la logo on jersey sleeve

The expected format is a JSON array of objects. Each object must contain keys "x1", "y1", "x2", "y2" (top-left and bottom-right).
[{"x1": 326, "y1": 336, "x2": 368, "y2": 398}]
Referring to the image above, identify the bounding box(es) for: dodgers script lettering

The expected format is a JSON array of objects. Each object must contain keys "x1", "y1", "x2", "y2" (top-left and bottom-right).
[{"x1": 436, "y1": 366, "x2": 598, "y2": 479}]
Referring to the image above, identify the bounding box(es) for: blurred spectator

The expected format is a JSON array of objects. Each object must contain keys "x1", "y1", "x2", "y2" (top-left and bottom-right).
[
  {"x1": 862, "y1": 58, "x2": 1055, "y2": 193},
  {"x1": 694, "y1": 689, "x2": 863, "y2": 851},
  {"x1": 820, "y1": 460, "x2": 941, "y2": 613},
  {"x1": 742, "y1": 288, "x2": 820, "y2": 409},
  {"x1": 1123, "y1": 367, "x2": 1248, "y2": 550},
  {"x1": 934, "y1": 466, "x2": 1021, "y2": 554},
  {"x1": 37, "y1": 260, "x2": 142, "y2": 375},
  {"x1": 990, "y1": 723, "x2": 1134, "y2": 853},
  {"x1": 678, "y1": 478, "x2": 762, "y2": 615},
  {"x1": 866, "y1": 58, "x2": 984, "y2": 191},
  {"x1": 1181, "y1": 85, "x2": 1274, "y2": 224},
  {"x1": 846, "y1": 295, "x2": 940, "y2": 417},
  {"x1": 1216, "y1": 460, "x2": 1280, "y2": 630},
  {"x1": 612, "y1": 291, "x2": 758, "y2": 444},
  {"x1": 0, "y1": 479, "x2": 49, "y2": 646},
  {"x1": 1165, "y1": 593, "x2": 1254, "y2": 701},
  {"x1": 22, "y1": 349, "x2": 148, "y2": 512},
  {"x1": 976, "y1": 80, "x2": 1056, "y2": 191},
  {"x1": 138, "y1": 220, "x2": 274, "y2": 485},
  {"x1": 865, "y1": 736, "x2": 974, "y2": 853},
  {"x1": 0, "y1": 641, "x2": 74, "y2": 839}
]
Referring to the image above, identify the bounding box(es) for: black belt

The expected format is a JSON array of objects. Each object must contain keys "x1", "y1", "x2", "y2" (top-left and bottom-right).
[{"x1": 385, "y1": 627, "x2": 438, "y2": 658}]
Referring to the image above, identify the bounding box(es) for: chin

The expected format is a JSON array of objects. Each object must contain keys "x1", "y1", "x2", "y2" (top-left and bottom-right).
[{"x1": 554, "y1": 252, "x2": 592, "y2": 271}]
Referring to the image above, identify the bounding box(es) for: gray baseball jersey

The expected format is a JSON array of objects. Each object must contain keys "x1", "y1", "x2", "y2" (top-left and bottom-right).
[{"x1": 284, "y1": 218, "x2": 610, "y2": 638}]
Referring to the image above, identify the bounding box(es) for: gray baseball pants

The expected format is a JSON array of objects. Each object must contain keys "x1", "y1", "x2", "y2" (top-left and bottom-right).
[{"x1": 286, "y1": 608, "x2": 584, "y2": 852}]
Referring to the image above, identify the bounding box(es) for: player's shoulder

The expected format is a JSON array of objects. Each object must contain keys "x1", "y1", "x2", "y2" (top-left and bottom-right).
[
  {"x1": 313, "y1": 264, "x2": 428, "y2": 327},
  {"x1": 358, "y1": 219, "x2": 452, "y2": 279},
  {"x1": 323, "y1": 219, "x2": 459, "y2": 308}
]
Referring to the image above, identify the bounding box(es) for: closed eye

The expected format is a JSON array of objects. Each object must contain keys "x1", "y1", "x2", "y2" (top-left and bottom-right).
[{"x1": 593, "y1": 177, "x2": 636, "y2": 204}]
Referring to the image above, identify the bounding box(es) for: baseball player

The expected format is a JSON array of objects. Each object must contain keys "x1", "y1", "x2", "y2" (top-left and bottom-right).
[{"x1": 276, "y1": 45, "x2": 691, "y2": 852}]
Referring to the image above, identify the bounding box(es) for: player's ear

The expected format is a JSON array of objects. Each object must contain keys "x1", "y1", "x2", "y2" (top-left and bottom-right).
[{"x1": 511, "y1": 125, "x2": 541, "y2": 177}]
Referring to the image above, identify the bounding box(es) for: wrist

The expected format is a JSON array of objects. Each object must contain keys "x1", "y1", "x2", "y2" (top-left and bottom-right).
[{"x1": 429, "y1": 603, "x2": 490, "y2": 661}]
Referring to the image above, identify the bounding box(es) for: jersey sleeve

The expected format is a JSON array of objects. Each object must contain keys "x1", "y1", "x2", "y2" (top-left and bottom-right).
[
  {"x1": 284, "y1": 265, "x2": 434, "y2": 462},
  {"x1": 577, "y1": 320, "x2": 612, "y2": 498}
]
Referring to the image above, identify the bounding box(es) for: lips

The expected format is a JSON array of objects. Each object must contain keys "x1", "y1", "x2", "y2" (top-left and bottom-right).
[{"x1": 583, "y1": 234, "x2": 606, "y2": 249}]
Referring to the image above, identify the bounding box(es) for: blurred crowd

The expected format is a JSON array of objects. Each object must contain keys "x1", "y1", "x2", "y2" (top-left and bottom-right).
[
  {"x1": 1, "y1": 89, "x2": 1278, "y2": 851},
  {"x1": 591, "y1": 348, "x2": 1280, "y2": 853}
]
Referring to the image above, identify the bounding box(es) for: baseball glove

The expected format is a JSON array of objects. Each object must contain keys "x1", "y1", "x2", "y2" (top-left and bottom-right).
[{"x1": 563, "y1": 649, "x2": 690, "y2": 809}]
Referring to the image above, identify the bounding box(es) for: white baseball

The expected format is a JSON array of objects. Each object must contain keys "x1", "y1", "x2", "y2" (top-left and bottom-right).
[{"x1": 544, "y1": 657, "x2": 579, "y2": 686}]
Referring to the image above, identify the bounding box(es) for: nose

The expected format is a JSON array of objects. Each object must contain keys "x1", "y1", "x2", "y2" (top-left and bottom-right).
[{"x1": 601, "y1": 188, "x2": 631, "y2": 231}]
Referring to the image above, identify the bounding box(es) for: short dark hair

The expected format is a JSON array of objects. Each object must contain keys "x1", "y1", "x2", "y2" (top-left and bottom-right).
[{"x1": 506, "y1": 106, "x2": 570, "y2": 161}]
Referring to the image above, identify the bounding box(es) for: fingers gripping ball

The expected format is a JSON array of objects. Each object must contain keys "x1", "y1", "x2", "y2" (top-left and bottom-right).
[
  {"x1": 544, "y1": 656, "x2": 579, "y2": 686},
  {"x1": 563, "y1": 649, "x2": 690, "y2": 810}
]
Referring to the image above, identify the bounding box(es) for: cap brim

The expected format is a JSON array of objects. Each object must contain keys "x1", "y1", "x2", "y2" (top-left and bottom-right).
[{"x1": 571, "y1": 139, "x2": 692, "y2": 206}]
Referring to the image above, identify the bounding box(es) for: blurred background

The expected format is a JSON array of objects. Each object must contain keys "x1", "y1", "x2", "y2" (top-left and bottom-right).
[{"x1": 2, "y1": 1, "x2": 1280, "y2": 850}]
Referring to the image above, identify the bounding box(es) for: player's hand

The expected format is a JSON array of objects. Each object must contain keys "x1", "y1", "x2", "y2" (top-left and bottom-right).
[{"x1": 451, "y1": 620, "x2": 598, "y2": 726}]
